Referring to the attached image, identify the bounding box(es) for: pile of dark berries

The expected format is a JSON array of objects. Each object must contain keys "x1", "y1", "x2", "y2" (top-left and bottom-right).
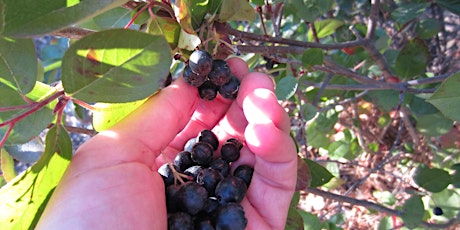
[
  {"x1": 158, "y1": 129, "x2": 254, "y2": 230},
  {"x1": 184, "y1": 50, "x2": 240, "y2": 100}
]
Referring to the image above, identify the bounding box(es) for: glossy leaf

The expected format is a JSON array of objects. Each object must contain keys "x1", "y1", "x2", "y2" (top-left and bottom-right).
[
  {"x1": 79, "y1": 7, "x2": 133, "y2": 30},
  {"x1": 0, "y1": 0, "x2": 127, "y2": 37},
  {"x1": 297, "y1": 209, "x2": 322, "y2": 230},
  {"x1": 218, "y1": 0, "x2": 256, "y2": 22},
  {"x1": 0, "y1": 82, "x2": 57, "y2": 145},
  {"x1": 92, "y1": 98, "x2": 148, "y2": 131},
  {"x1": 391, "y1": 3, "x2": 429, "y2": 25},
  {"x1": 395, "y1": 39, "x2": 429, "y2": 78},
  {"x1": 0, "y1": 149, "x2": 17, "y2": 182},
  {"x1": 308, "y1": 19, "x2": 344, "y2": 41},
  {"x1": 0, "y1": 125, "x2": 72, "y2": 229},
  {"x1": 415, "y1": 112, "x2": 453, "y2": 137},
  {"x1": 147, "y1": 16, "x2": 181, "y2": 49},
  {"x1": 0, "y1": 37, "x2": 37, "y2": 94},
  {"x1": 275, "y1": 76, "x2": 298, "y2": 100},
  {"x1": 61, "y1": 29, "x2": 172, "y2": 103},
  {"x1": 175, "y1": 0, "x2": 209, "y2": 33},
  {"x1": 401, "y1": 195, "x2": 424, "y2": 229},
  {"x1": 414, "y1": 164, "x2": 451, "y2": 193},
  {"x1": 428, "y1": 72, "x2": 460, "y2": 122},
  {"x1": 304, "y1": 159, "x2": 334, "y2": 187},
  {"x1": 302, "y1": 48, "x2": 324, "y2": 68}
]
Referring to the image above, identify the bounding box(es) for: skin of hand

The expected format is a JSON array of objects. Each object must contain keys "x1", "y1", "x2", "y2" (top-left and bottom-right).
[{"x1": 36, "y1": 57, "x2": 298, "y2": 230}]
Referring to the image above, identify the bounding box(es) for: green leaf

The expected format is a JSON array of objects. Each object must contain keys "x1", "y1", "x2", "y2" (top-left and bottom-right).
[
  {"x1": 0, "y1": 149, "x2": 17, "y2": 182},
  {"x1": 378, "y1": 216, "x2": 394, "y2": 230},
  {"x1": 301, "y1": 103, "x2": 318, "y2": 121},
  {"x1": 373, "y1": 191, "x2": 396, "y2": 206},
  {"x1": 0, "y1": 125, "x2": 72, "y2": 229},
  {"x1": 218, "y1": 0, "x2": 256, "y2": 22},
  {"x1": 61, "y1": 29, "x2": 172, "y2": 103},
  {"x1": 0, "y1": 82, "x2": 57, "y2": 145},
  {"x1": 250, "y1": 0, "x2": 265, "y2": 6},
  {"x1": 79, "y1": 7, "x2": 133, "y2": 30},
  {"x1": 391, "y1": 3, "x2": 430, "y2": 25},
  {"x1": 285, "y1": 206, "x2": 304, "y2": 230},
  {"x1": 0, "y1": 37, "x2": 37, "y2": 94},
  {"x1": 275, "y1": 76, "x2": 298, "y2": 100},
  {"x1": 415, "y1": 18, "x2": 442, "y2": 39},
  {"x1": 297, "y1": 209, "x2": 322, "y2": 230},
  {"x1": 147, "y1": 16, "x2": 181, "y2": 49},
  {"x1": 306, "y1": 122, "x2": 331, "y2": 149},
  {"x1": 302, "y1": 48, "x2": 324, "y2": 67},
  {"x1": 177, "y1": 28, "x2": 201, "y2": 51},
  {"x1": 395, "y1": 39, "x2": 429, "y2": 78},
  {"x1": 414, "y1": 164, "x2": 451, "y2": 193},
  {"x1": 92, "y1": 98, "x2": 148, "y2": 132},
  {"x1": 438, "y1": 0, "x2": 460, "y2": 16},
  {"x1": 328, "y1": 140, "x2": 351, "y2": 160},
  {"x1": 308, "y1": 19, "x2": 345, "y2": 41},
  {"x1": 401, "y1": 195, "x2": 425, "y2": 229},
  {"x1": 286, "y1": 0, "x2": 334, "y2": 22},
  {"x1": 428, "y1": 72, "x2": 460, "y2": 122},
  {"x1": 175, "y1": 0, "x2": 210, "y2": 32},
  {"x1": 304, "y1": 159, "x2": 334, "y2": 187},
  {"x1": 0, "y1": 0, "x2": 127, "y2": 37},
  {"x1": 415, "y1": 112, "x2": 453, "y2": 137}
]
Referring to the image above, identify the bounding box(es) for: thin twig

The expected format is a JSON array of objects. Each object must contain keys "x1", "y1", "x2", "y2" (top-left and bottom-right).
[{"x1": 305, "y1": 187, "x2": 459, "y2": 229}]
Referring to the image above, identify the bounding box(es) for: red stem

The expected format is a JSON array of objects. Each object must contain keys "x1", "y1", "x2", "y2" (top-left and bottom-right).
[
  {"x1": 0, "y1": 91, "x2": 65, "y2": 128},
  {"x1": 0, "y1": 124, "x2": 14, "y2": 148}
]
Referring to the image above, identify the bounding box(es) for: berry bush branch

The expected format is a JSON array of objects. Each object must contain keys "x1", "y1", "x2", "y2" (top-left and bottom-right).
[{"x1": 305, "y1": 187, "x2": 459, "y2": 229}]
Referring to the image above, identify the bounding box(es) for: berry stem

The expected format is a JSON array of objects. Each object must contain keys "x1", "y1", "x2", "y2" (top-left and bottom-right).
[{"x1": 160, "y1": 152, "x2": 192, "y2": 185}]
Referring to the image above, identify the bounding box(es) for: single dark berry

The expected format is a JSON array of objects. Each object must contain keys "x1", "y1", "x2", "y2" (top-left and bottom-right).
[
  {"x1": 433, "y1": 206, "x2": 443, "y2": 216},
  {"x1": 192, "y1": 142, "x2": 214, "y2": 166},
  {"x1": 174, "y1": 151, "x2": 195, "y2": 172},
  {"x1": 194, "y1": 216, "x2": 215, "y2": 230},
  {"x1": 174, "y1": 53, "x2": 181, "y2": 60},
  {"x1": 184, "y1": 137, "x2": 197, "y2": 152},
  {"x1": 183, "y1": 65, "x2": 207, "y2": 87},
  {"x1": 226, "y1": 138, "x2": 243, "y2": 150},
  {"x1": 208, "y1": 59, "x2": 232, "y2": 86},
  {"x1": 203, "y1": 197, "x2": 220, "y2": 214},
  {"x1": 210, "y1": 158, "x2": 231, "y2": 177},
  {"x1": 197, "y1": 168, "x2": 224, "y2": 196},
  {"x1": 177, "y1": 181, "x2": 209, "y2": 215},
  {"x1": 184, "y1": 165, "x2": 204, "y2": 181},
  {"x1": 233, "y1": 165, "x2": 254, "y2": 188},
  {"x1": 168, "y1": 212, "x2": 193, "y2": 230},
  {"x1": 158, "y1": 163, "x2": 179, "y2": 186},
  {"x1": 198, "y1": 129, "x2": 219, "y2": 150},
  {"x1": 189, "y1": 50, "x2": 213, "y2": 76},
  {"x1": 214, "y1": 203, "x2": 248, "y2": 230},
  {"x1": 218, "y1": 76, "x2": 240, "y2": 99},
  {"x1": 198, "y1": 80, "x2": 218, "y2": 100},
  {"x1": 221, "y1": 142, "x2": 240, "y2": 162},
  {"x1": 166, "y1": 184, "x2": 183, "y2": 213},
  {"x1": 215, "y1": 176, "x2": 247, "y2": 204}
]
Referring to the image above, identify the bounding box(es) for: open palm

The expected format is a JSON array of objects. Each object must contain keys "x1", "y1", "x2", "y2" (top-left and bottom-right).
[{"x1": 37, "y1": 57, "x2": 297, "y2": 230}]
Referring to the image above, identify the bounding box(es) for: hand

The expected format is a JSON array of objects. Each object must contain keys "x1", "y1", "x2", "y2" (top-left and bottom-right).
[{"x1": 36, "y1": 57, "x2": 297, "y2": 230}]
